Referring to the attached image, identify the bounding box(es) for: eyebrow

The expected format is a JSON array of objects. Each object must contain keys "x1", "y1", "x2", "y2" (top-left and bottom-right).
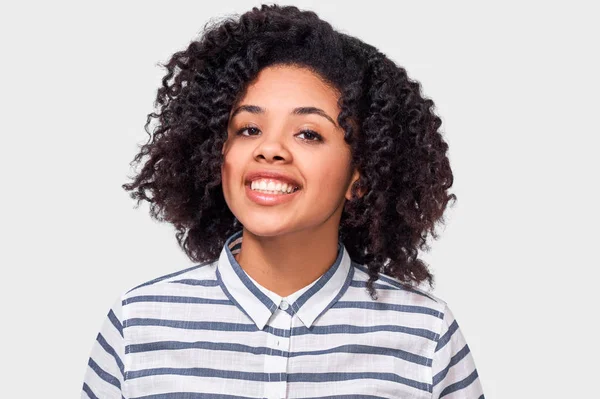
[{"x1": 230, "y1": 105, "x2": 337, "y2": 127}]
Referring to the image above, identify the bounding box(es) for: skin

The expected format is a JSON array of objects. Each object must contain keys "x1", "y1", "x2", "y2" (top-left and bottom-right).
[{"x1": 221, "y1": 64, "x2": 362, "y2": 297}]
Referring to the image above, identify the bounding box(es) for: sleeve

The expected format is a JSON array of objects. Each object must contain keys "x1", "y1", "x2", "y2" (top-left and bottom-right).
[
  {"x1": 431, "y1": 302, "x2": 485, "y2": 399},
  {"x1": 81, "y1": 294, "x2": 127, "y2": 399}
]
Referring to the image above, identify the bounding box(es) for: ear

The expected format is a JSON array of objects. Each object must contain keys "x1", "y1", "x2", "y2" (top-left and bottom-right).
[{"x1": 345, "y1": 168, "x2": 364, "y2": 200}]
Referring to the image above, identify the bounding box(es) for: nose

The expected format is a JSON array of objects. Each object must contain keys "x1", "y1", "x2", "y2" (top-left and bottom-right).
[{"x1": 252, "y1": 131, "x2": 292, "y2": 163}]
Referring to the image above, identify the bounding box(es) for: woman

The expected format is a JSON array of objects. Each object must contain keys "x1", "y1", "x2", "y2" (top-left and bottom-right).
[{"x1": 82, "y1": 4, "x2": 484, "y2": 398}]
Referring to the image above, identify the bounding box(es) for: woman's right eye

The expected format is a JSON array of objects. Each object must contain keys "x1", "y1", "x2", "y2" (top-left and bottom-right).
[{"x1": 236, "y1": 126, "x2": 260, "y2": 136}]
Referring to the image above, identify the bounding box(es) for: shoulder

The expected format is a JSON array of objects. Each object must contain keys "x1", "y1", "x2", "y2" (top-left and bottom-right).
[
  {"x1": 350, "y1": 261, "x2": 448, "y2": 314},
  {"x1": 347, "y1": 262, "x2": 455, "y2": 347},
  {"x1": 121, "y1": 259, "x2": 219, "y2": 300}
]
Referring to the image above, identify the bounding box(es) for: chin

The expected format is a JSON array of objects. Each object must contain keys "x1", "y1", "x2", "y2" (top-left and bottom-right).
[
  {"x1": 244, "y1": 224, "x2": 289, "y2": 238},
  {"x1": 237, "y1": 217, "x2": 297, "y2": 238}
]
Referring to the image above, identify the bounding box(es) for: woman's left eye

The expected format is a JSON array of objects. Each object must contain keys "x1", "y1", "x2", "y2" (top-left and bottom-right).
[{"x1": 297, "y1": 130, "x2": 323, "y2": 142}]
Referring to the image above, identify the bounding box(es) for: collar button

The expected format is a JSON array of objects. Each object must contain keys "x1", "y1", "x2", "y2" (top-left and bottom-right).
[{"x1": 279, "y1": 300, "x2": 289, "y2": 311}]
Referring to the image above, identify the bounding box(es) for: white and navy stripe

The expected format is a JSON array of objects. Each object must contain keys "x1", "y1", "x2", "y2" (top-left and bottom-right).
[{"x1": 82, "y1": 229, "x2": 484, "y2": 398}]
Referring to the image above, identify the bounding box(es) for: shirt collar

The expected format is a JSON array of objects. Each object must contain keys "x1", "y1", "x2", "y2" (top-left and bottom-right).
[
  {"x1": 244, "y1": 268, "x2": 318, "y2": 307},
  {"x1": 216, "y1": 229, "x2": 354, "y2": 330}
]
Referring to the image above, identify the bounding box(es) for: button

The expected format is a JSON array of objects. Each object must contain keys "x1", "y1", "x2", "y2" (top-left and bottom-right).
[
  {"x1": 275, "y1": 340, "x2": 280, "y2": 347},
  {"x1": 279, "y1": 300, "x2": 289, "y2": 310}
]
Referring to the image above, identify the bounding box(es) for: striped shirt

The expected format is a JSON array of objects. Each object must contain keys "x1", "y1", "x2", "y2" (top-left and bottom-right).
[{"x1": 81, "y1": 229, "x2": 485, "y2": 398}]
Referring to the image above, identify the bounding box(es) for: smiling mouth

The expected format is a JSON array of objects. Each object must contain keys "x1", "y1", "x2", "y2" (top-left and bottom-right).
[
  {"x1": 244, "y1": 182, "x2": 301, "y2": 205},
  {"x1": 249, "y1": 186, "x2": 300, "y2": 195},
  {"x1": 247, "y1": 181, "x2": 301, "y2": 195}
]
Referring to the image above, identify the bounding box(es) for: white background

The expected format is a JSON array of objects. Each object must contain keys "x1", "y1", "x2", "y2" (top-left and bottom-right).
[{"x1": 1, "y1": 1, "x2": 597, "y2": 398}]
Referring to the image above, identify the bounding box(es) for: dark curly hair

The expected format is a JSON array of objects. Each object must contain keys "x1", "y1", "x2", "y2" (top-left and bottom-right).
[{"x1": 122, "y1": 4, "x2": 456, "y2": 300}]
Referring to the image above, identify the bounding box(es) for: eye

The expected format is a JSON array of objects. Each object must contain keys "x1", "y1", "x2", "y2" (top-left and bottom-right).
[
  {"x1": 296, "y1": 129, "x2": 323, "y2": 142},
  {"x1": 236, "y1": 125, "x2": 260, "y2": 136},
  {"x1": 234, "y1": 125, "x2": 323, "y2": 142}
]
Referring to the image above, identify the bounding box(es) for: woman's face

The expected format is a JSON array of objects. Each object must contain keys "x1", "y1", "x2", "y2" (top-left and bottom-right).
[{"x1": 221, "y1": 64, "x2": 360, "y2": 237}]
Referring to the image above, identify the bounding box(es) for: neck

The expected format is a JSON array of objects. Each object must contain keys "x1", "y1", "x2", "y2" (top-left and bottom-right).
[{"x1": 234, "y1": 225, "x2": 340, "y2": 297}]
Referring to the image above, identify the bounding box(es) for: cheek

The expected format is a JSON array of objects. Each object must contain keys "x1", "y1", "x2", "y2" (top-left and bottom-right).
[
  {"x1": 221, "y1": 144, "x2": 244, "y2": 177},
  {"x1": 220, "y1": 159, "x2": 231, "y2": 187},
  {"x1": 305, "y1": 152, "x2": 352, "y2": 191},
  {"x1": 220, "y1": 153, "x2": 241, "y2": 196}
]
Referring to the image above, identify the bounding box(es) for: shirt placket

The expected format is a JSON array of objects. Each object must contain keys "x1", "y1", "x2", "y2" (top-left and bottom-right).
[{"x1": 264, "y1": 299, "x2": 292, "y2": 399}]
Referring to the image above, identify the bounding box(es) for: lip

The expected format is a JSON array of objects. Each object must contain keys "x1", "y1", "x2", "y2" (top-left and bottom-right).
[
  {"x1": 245, "y1": 183, "x2": 301, "y2": 206},
  {"x1": 244, "y1": 169, "x2": 302, "y2": 189}
]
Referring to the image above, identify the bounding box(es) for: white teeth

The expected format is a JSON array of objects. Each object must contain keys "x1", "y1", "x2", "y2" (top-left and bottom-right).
[{"x1": 250, "y1": 179, "x2": 298, "y2": 194}]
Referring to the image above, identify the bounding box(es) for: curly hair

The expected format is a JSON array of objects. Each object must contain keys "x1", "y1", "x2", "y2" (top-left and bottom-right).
[{"x1": 122, "y1": 4, "x2": 456, "y2": 300}]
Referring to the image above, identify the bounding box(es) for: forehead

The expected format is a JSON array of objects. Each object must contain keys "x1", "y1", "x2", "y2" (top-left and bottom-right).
[{"x1": 236, "y1": 65, "x2": 340, "y2": 112}]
